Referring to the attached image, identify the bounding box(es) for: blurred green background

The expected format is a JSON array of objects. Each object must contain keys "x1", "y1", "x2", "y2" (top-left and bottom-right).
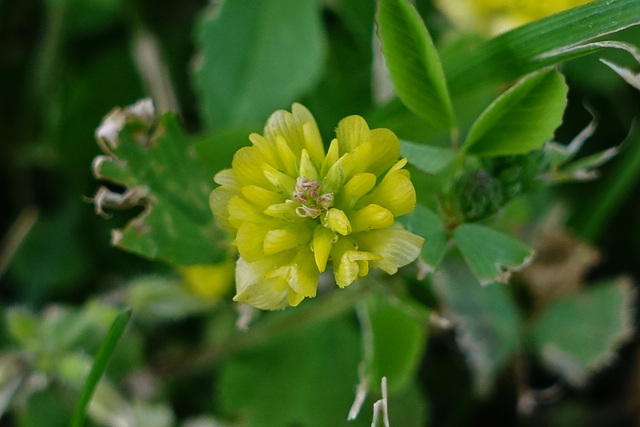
[{"x1": 2, "y1": 0, "x2": 640, "y2": 425}]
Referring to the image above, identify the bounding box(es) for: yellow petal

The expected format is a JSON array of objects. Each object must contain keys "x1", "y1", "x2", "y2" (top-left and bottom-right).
[
  {"x1": 264, "y1": 247, "x2": 319, "y2": 298},
  {"x1": 288, "y1": 289, "x2": 305, "y2": 307},
  {"x1": 331, "y1": 238, "x2": 379, "y2": 287},
  {"x1": 302, "y1": 120, "x2": 325, "y2": 165},
  {"x1": 276, "y1": 135, "x2": 297, "y2": 176},
  {"x1": 323, "y1": 151, "x2": 357, "y2": 194},
  {"x1": 289, "y1": 248, "x2": 319, "y2": 297},
  {"x1": 361, "y1": 162, "x2": 416, "y2": 217},
  {"x1": 320, "y1": 138, "x2": 340, "y2": 178},
  {"x1": 357, "y1": 259, "x2": 370, "y2": 277},
  {"x1": 336, "y1": 115, "x2": 370, "y2": 154},
  {"x1": 338, "y1": 173, "x2": 376, "y2": 209},
  {"x1": 349, "y1": 204, "x2": 394, "y2": 233},
  {"x1": 236, "y1": 221, "x2": 271, "y2": 261},
  {"x1": 213, "y1": 168, "x2": 238, "y2": 189},
  {"x1": 227, "y1": 195, "x2": 273, "y2": 228},
  {"x1": 298, "y1": 149, "x2": 318, "y2": 180},
  {"x1": 231, "y1": 146, "x2": 267, "y2": 187},
  {"x1": 335, "y1": 116, "x2": 400, "y2": 176},
  {"x1": 241, "y1": 185, "x2": 284, "y2": 209},
  {"x1": 249, "y1": 133, "x2": 280, "y2": 170},
  {"x1": 264, "y1": 202, "x2": 302, "y2": 221},
  {"x1": 234, "y1": 256, "x2": 291, "y2": 310},
  {"x1": 263, "y1": 225, "x2": 312, "y2": 256},
  {"x1": 365, "y1": 128, "x2": 401, "y2": 176},
  {"x1": 345, "y1": 140, "x2": 373, "y2": 178},
  {"x1": 262, "y1": 163, "x2": 296, "y2": 194},
  {"x1": 323, "y1": 208, "x2": 352, "y2": 236},
  {"x1": 263, "y1": 103, "x2": 321, "y2": 158},
  {"x1": 352, "y1": 227, "x2": 424, "y2": 275},
  {"x1": 312, "y1": 224, "x2": 335, "y2": 272},
  {"x1": 210, "y1": 186, "x2": 236, "y2": 231}
]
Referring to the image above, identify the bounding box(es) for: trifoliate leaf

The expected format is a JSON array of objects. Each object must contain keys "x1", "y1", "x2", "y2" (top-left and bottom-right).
[
  {"x1": 218, "y1": 315, "x2": 367, "y2": 427},
  {"x1": 401, "y1": 140, "x2": 456, "y2": 174},
  {"x1": 359, "y1": 293, "x2": 429, "y2": 392},
  {"x1": 433, "y1": 264, "x2": 522, "y2": 395},
  {"x1": 527, "y1": 278, "x2": 635, "y2": 387},
  {"x1": 193, "y1": 0, "x2": 326, "y2": 128},
  {"x1": 92, "y1": 103, "x2": 225, "y2": 266},
  {"x1": 453, "y1": 224, "x2": 534, "y2": 285},
  {"x1": 463, "y1": 69, "x2": 568, "y2": 157},
  {"x1": 376, "y1": 0, "x2": 455, "y2": 131}
]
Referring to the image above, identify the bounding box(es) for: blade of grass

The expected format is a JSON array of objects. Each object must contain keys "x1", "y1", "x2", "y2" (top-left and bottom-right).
[
  {"x1": 70, "y1": 308, "x2": 132, "y2": 427},
  {"x1": 571, "y1": 131, "x2": 640, "y2": 241},
  {"x1": 441, "y1": 0, "x2": 640, "y2": 95}
]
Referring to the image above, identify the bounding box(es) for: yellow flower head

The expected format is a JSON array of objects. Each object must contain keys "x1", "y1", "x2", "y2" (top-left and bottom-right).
[
  {"x1": 211, "y1": 104, "x2": 424, "y2": 310},
  {"x1": 437, "y1": 0, "x2": 593, "y2": 36}
]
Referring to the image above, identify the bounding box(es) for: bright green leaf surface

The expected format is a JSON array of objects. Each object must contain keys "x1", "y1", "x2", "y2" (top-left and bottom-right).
[
  {"x1": 218, "y1": 315, "x2": 366, "y2": 427},
  {"x1": 442, "y1": 0, "x2": 640, "y2": 95},
  {"x1": 376, "y1": 0, "x2": 455, "y2": 131},
  {"x1": 94, "y1": 113, "x2": 224, "y2": 266},
  {"x1": 401, "y1": 140, "x2": 456, "y2": 174},
  {"x1": 361, "y1": 294, "x2": 429, "y2": 392},
  {"x1": 400, "y1": 204, "x2": 448, "y2": 272},
  {"x1": 193, "y1": 0, "x2": 325, "y2": 129},
  {"x1": 463, "y1": 69, "x2": 568, "y2": 157},
  {"x1": 453, "y1": 224, "x2": 534, "y2": 285},
  {"x1": 433, "y1": 264, "x2": 521, "y2": 395},
  {"x1": 527, "y1": 279, "x2": 635, "y2": 387}
]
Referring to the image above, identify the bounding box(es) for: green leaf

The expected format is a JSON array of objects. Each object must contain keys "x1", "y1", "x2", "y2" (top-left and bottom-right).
[
  {"x1": 192, "y1": 126, "x2": 258, "y2": 176},
  {"x1": 193, "y1": 0, "x2": 326, "y2": 129},
  {"x1": 218, "y1": 315, "x2": 367, "y2": 427},
  {"x1": 442, "y1": 0, "x2": 640, "y2": 95},
  {"x1": 71, "y1": 308, "x2": 132, "y2": 427},
  {"x1": 453, "y1": 224, "x2": 534, "y2": 285},
  {"x1": 93, "y1": 110, "x2": 225, "y2": 266},
  {"x1": 401, "y1": 140, "x2": 456, "y2": 174},
  {"x1": 463, "y1": 69, "x2": 568, "y2": 157},
  {"x1": 376, "y1": 0, "x2": 455, "y2": 131},
  {"x1": 400, "y1": 204, "x2": 448, "y2": 272},
  {"x1": 386, "y1": 382, "x2": 430, "y2": 427},
  {"x1": 433, "y1": 264, "x2": 521, "y2": 395},
  {"x1": 360, "y1": 293, "x2": 429, "y2": 392},
  {"x1": 527, "y1": 279, "x2": 635, "y2": 387},
  {"x1": 126, "y1": 276, "x2": 215, "y2": 322}
]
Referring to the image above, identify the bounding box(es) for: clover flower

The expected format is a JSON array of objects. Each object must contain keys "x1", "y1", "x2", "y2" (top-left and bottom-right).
[
  {"x1": 437, "y1": 0, "x2": 593, "y2": 36},
  {"x1": 211, "y1": 104, "x2": 424, "y2": 310}
]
